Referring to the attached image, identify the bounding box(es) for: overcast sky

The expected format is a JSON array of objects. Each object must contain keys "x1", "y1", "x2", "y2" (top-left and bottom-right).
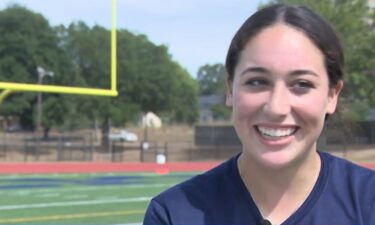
[{"x1": 0, "y1": 0, "x2": 265, "y2": 77}]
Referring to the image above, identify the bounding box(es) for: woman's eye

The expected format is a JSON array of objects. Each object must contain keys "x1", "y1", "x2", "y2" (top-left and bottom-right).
[
  {"x1": 292, "y1": 80, "x2": 314, "y2": 92},
  {"x1": 245, "y1": 79, "x2": 269, "y2": 87}
]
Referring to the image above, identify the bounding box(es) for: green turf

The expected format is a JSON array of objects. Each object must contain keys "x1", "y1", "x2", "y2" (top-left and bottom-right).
[{"x1": 0, "y1": 172, "x2": 198, "y2": 224}]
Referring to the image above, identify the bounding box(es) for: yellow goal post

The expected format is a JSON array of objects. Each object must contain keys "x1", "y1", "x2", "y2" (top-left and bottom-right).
[{"x1": 0, "y1": 0, "x2": 118, "y2": 97}]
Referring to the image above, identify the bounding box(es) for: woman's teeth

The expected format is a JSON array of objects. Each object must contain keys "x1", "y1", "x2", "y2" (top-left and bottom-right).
[{"x1": 256, "y1": 126, "x2": 297, "y2": 138}]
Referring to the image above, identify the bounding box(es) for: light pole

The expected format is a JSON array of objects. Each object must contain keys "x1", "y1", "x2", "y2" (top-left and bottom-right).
[{"x1": 36, "y1": 66, "x2": 54, "y2": 132}]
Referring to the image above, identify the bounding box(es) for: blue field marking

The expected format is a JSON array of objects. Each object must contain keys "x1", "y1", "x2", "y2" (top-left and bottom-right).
[
  {"x1": 0, "y1": 177, "x2": 62, "y2": 182},
  {"x1": 0, "y1": 184, "x2": 60, "y2": 190},
  {"x1": 74, "y1": 175, "x2": 144, "y2": 186},
  {"x1": 0, "y1": 173, "x2": 196, "y2": 191}
]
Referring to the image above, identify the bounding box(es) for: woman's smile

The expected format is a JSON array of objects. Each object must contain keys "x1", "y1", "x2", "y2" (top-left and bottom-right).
[
  {"x1": 254, "y1": 124, "x2": 299, "y2": 146},
  {"x1": 255, "y1": 124, "x2": 299, "y2": 138}
]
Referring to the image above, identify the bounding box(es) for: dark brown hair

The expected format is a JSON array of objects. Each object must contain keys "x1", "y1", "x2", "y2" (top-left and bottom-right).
[{"x1": 225, "y1": 4, "x2": 344, "y2": 88}]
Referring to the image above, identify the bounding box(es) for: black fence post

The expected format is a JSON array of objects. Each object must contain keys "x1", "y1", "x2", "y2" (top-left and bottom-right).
[{"x1": 370, "y1": 121, "x2": 375, "y2": 144}]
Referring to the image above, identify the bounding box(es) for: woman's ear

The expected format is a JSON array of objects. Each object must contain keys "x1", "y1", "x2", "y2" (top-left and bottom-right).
[
  {"x1": 327, "y1": 80, "x2": 343, "y2": 115},
  {"x1": 226, "y1": 80, "x2": 233, "y2": 107}
]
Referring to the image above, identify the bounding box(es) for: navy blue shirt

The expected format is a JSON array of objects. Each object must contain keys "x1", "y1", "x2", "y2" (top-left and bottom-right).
[{"x1": 143, "y1": 152, "x2": 375, "y2": 225}]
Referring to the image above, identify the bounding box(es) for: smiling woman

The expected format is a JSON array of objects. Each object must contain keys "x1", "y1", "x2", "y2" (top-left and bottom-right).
[
  {"x1": 143, "y1": 4, "x2": 375, "y2": 225},
  {"x1": 227, "y1": 23, "x2": 341, "y2": 170}
]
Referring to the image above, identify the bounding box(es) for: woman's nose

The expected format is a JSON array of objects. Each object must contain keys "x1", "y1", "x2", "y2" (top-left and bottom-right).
[{"x1": 263, "y1": 84, "x2": 291, "y2": 118}]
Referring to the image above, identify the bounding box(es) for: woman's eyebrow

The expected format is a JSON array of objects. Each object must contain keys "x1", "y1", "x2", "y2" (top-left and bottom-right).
[
  {"x1": 240, "y1": 67, "x2": 319, "y2": 77},
  {"x1": 289, "y1": 69, "x2": 319, "y2": 77},
  {"x1": 240, "y1": 66, "x2": 270, "y2": 76}
]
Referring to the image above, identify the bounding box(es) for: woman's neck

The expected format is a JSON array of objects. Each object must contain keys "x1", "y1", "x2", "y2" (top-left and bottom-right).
[{"x1": 238, "y1": 150, "x2": 321, "y2": 224}]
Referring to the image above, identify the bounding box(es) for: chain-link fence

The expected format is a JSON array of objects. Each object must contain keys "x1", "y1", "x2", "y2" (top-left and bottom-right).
[{"x1": 1, "y1": 122, "x2": 375, "y2": 162}]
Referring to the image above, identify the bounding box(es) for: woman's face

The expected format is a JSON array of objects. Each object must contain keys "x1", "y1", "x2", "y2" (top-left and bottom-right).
[{"x1": 226, "y1": 23, "x2": 342, "y2": 168}]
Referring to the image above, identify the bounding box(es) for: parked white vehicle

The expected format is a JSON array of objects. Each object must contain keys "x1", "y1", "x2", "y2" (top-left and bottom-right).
[{"x1": 108, "y1": 129, "x2": 138, "y2": 142}]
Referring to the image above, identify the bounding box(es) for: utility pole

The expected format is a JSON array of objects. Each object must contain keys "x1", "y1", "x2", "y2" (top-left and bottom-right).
[{"x1": 36, "y1": 66, "x2": 54, "y2": 132}]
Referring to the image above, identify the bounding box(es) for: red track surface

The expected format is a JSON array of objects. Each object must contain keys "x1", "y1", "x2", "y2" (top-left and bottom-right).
[
  {"x1": 357, "y1": 162, "x2": 375, "y2": 169},
  {"x1": 0, "y1": 162, "x2": 221, "y2": 174},
  {"x1": 0, "y1": 161, "x2": 373, "y2": 175}
]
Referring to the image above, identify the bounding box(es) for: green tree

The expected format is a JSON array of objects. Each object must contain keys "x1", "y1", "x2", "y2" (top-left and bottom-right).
[
  {"x1": 270, "y1": 0, "x2": 375, "y2": 120},
  {"x1": 58, "y1": 22, "x2": 121, "y2": 147},
  {"x1": 210, "y1": 103, "x2": 231, "y2": 121},
  {"x1": 117, "y1": 29, "x2": 199, "y2": 124},
  {"x1": 58, "y1": 24, "x2": 199, "y2": 147},
  {"x1": 0, "y1": 5, "x2": 81, "y2": 136},
  {"x1": 168, "y1": 65, "x2": 199, "y2": 124},
  {"x1": 197, "y1": 63, "x2": 227, "y2": 96}
]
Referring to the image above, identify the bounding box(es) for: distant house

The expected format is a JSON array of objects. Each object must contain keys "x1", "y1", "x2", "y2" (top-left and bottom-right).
[
  {"x1": 141, "y1": 112, "x2": 162, "y2": 128},
  {"x1": 198, "y1": 94, "x2": 225, "y2": 123}
]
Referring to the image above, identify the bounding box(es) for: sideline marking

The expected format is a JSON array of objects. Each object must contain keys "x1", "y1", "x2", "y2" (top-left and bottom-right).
[
  {"x1": 0, "y1": 197, "x2": 151, "y2": 210},
  {"x1": 0, "y1": 209, "x2": 144, "y2": 223}
]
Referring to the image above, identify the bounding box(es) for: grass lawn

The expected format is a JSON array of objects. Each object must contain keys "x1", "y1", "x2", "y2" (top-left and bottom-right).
[{"x1": 0, "y1": 172, "x2": 198, "y2": 224}]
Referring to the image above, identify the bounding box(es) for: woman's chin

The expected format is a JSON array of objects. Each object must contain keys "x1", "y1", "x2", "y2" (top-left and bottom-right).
[{"x1": 258, "y1": 151, "x2": 296, "y2": 169}]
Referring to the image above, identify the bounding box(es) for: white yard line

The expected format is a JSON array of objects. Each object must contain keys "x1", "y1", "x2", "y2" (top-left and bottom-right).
[
  {"x1": 35, "y1": 192, "x2": 61, "y2": 198},
  {"x1": 0, "y1": 196, "x2": 151, "y2": 210},
  {"x1": 115, "y1": 223, "x2": 142, "y2": 225},
  {"x1": 64, "y1": 194, "x2": 88, "y2": 199},
  {"x1": 95, "y1": 196, "x2": 118, "y2": 200},
  {"x1": 13, "y1": 190, "x2": 32, "y2": 196},
  {"x1": 0, "y1": 183, "x2": 170, "y2": 195},
  {"x1": 0, "y1": 172, "x2": 170, "y2": 179}
]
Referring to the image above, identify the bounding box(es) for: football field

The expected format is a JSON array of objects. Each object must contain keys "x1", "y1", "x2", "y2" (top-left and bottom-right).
[{"x1": 0, "y1": 172, "x2": 197, "y2": 224}]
